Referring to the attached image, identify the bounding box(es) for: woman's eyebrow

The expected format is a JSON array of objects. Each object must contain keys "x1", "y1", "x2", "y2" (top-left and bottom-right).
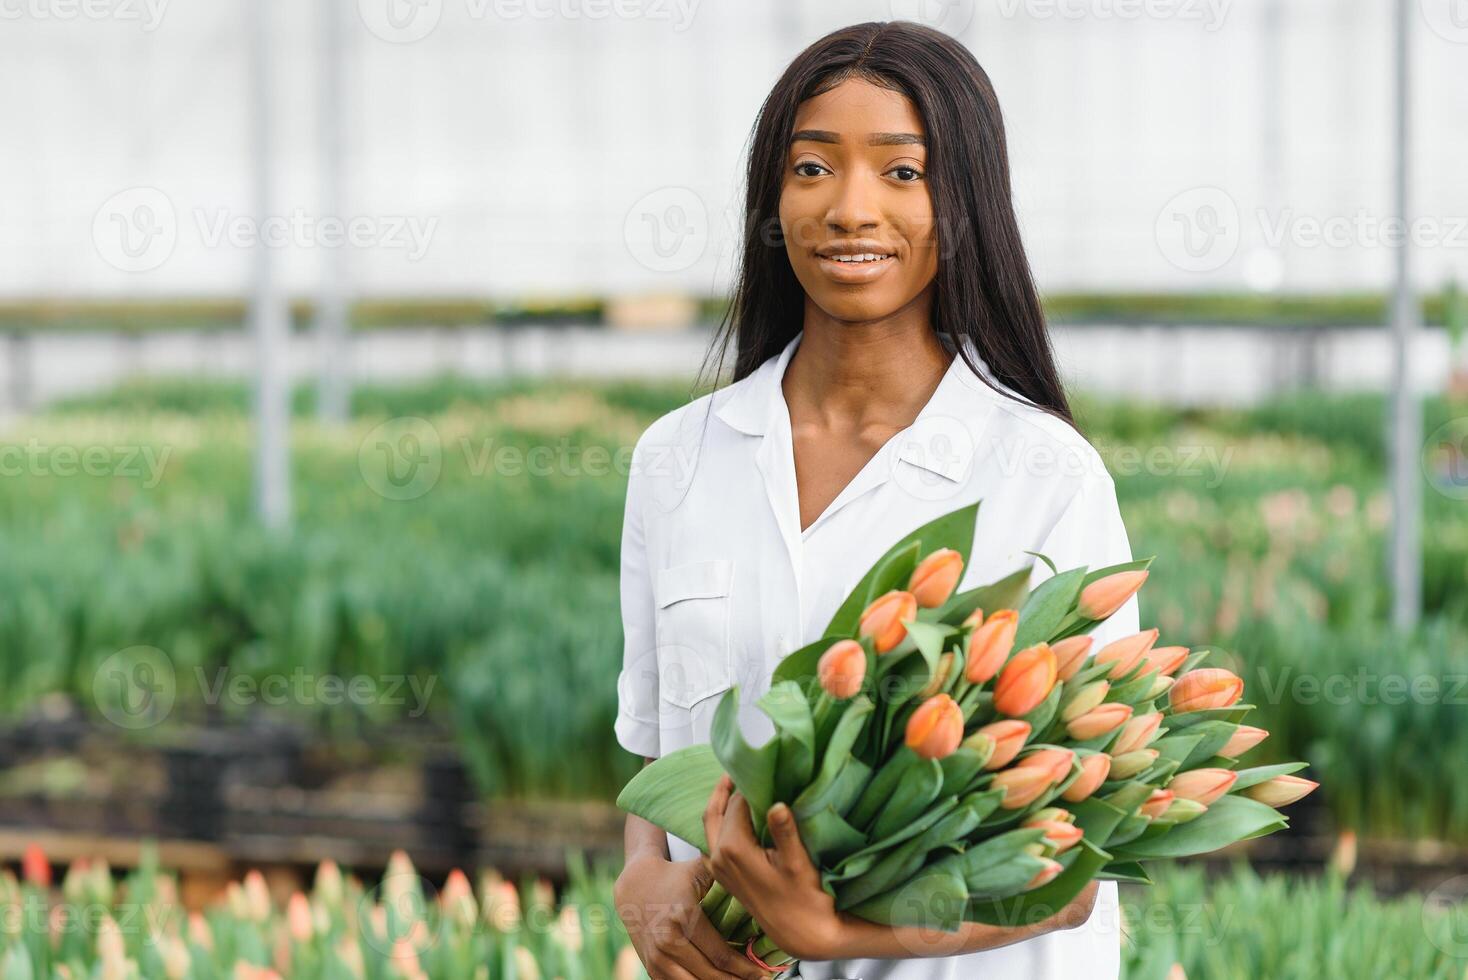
[{"x1": 790, "y1": 130, "x2": 925, "y2": 146}]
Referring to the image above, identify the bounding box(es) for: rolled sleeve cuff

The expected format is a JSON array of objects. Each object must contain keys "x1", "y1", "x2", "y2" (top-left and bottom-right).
[{"x1": 615, "y1": 712, "x2": 660, "y2": 759}]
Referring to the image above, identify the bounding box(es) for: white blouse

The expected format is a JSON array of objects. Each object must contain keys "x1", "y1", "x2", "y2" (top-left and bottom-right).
[{"x1": 616, "y1": 331, "x2": 1137, "y2": 980}]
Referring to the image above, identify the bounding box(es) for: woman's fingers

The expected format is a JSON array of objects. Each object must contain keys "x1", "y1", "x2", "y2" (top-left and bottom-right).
[
  {"x1": 703, "y1": 775, "x2": 734, "y2": 858},
  {"x1": 766, "y1": 803, "x2": 818, "y2": 879},
  {"x1": 688, "y1": 911, "x2": 775, "y2": 980}
]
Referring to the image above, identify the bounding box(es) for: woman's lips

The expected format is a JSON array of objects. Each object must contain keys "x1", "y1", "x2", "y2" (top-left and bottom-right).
[{"x1": 814, "y1": 253, "x2": 897, "y2": 284}]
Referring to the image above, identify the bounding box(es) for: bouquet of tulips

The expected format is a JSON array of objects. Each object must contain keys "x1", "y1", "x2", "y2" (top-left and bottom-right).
[{"x1": 618, "y1": 501, "x2": 1317, "y2": 973}]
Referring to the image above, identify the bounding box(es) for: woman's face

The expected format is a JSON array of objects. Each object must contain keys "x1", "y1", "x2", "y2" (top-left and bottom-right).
[{"x1": 778, "y1": 77, "x2": 940, "y2": 325}]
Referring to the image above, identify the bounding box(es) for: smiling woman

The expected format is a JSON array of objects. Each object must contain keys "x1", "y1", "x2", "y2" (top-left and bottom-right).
[{"x1": 615, "y1": 20, "x2": 1130, "y2": 980}]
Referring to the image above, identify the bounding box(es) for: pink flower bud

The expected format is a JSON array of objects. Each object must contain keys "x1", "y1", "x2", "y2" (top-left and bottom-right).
[
  {"x1": 1094, "y1": 629, "x2": 1159, "y2": 679},
  {"x1": 1077, "y1": 570, "x2": 1148, "y2": 620},
  {"x1": 993, "y1": 643, "x2": 1058, "y2": 717},
  {"x1": 817, "y1": 639, "x2": 867, "y2": 699},
  {"x1": 859, "y1": 590, "x2": 918, "y2": 654},
  {"x1": 1169, "y1": 668, "x2": 1244, "y2": 713},
  {"x1": 1061, "y1": 753, "x2": 1112, "y2": 802},
  {"x1": 1167, "y1": 768, "x2": 1238, "y2": 807},
  {"x1": 905, "y1": 694, "x2": 965, "y2": 760},
  {"x1": 976, "y1": 719, "x2": 1031, "y2": 770},
  {"x1": 1051, "y1": 635, "x2": 1093, "y2": 681},
  {"x1": 909, "y1": 548, "x2": 964, "y2": 608},
  {"x1": 964, "y1": 609, "x2": 1018, "y2": 684}
]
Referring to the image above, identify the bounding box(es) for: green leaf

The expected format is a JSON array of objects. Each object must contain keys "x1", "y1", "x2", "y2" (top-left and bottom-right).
[
  {"x1": 904, "y1": 620, "x2": 953, "y2": 678},
  {"x1": 1110, "y1": 794, "x2": 1288, "y2": 860},
  {"x1": 966, "y1": 838, "x2": 1112, "y2": 926},
  {"x1": 1166, "y1": 704, "x2": 1254, "y2": 730},
  {"x1": 1228, "y1": 761, "x2": 1310, "y2": 791},
  {"x1": 1096, "y1": 860, "x2": 1152, "y2": 885},
  {"x1": 1176, "y1": 721, "x2": 1240, "y2": 768},
  {"x1": 846, "y1": 866, "x2": 970, "y2": 931},
  {"x1": 616, "y1": 744, "x2": 725, "y2": 854},
  {"x1": 771, "y1": 634, "x2": 850, "y2": 688},
  {"x1": 760, "y1": 681, "x2": 815, "y2": 801},
  {"x1": 711, "y1": 687, "x2": 780, "y2": 837},
  {"x1": 937, "y1": 566, "x2": 1032, "y2": 626},
  {"x1": 824, "y1": 502, "x2": 981, "y2": 636},
  {"x1": 870, "y1": 757, "x2": 944, "y2": 840},
  {"x1": 829, "y1": 797, "x2": 960, "y2": 883},
  {"x1": 793, "y1": 697, "x2": 875, "y2": 819},
  {"x1": 798, "y1": 806, "x2": 868, "y2": 864},
  {"x1": 865, "y1": 541, "x2": 922, "y2": 607},
  {"x1": 836, "y1": 795, "x2": 991, "y2": 909},
  {"x1": 939, "y1": 748, "x2": 987, "y2": 798},
  {"x1": 1013, "y1": 568, "x2": 1088, "y2": 648},
  {"x1": 848, "y1": 747, "x2": 917, "y2": 831}
]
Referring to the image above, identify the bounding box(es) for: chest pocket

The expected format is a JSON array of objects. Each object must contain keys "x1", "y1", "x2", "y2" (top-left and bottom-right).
[{"x1": 653, "y1": 559, "x2": 735, "y2": 710}]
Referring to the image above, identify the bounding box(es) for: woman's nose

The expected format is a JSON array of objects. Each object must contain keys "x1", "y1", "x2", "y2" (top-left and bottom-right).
[{"x1": 823, "y1": 175, "x2": 880, "y2": 233}]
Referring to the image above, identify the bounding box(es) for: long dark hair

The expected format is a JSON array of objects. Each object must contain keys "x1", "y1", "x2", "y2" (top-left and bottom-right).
[{"x1": 704, "y1": 20, "x2": 1074, "y2": 426}]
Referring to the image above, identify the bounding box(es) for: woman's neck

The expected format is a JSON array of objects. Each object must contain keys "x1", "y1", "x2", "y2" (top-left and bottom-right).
[{"x1": 782, "y1": 295, "x2": 952, "y2": 430}]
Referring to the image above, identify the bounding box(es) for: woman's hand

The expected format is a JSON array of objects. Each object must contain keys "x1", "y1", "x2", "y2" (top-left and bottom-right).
[
  {"x1": 614, "y1": 850, "x2": 773, "y2": 980},
  {"x1": 703, "y1": 774, "x2": 849, "y2": 962}
]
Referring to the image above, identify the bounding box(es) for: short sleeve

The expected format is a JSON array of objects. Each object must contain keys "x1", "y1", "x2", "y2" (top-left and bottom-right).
[
  {"x1": 1027, "y1": 475, "x2": 1141, "y2": 651},
  {"x1": 614, "y1": 443, "x2": 662, "y2": 759}
]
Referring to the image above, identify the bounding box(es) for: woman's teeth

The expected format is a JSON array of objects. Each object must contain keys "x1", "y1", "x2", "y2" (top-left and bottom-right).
[{"x1": 828, "y1": 253, "x2": 891, "y2": 263}]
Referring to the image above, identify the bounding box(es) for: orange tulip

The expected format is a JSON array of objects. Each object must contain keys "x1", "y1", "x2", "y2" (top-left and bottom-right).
[
  {"x1": 1061, "y1": 753, "x2": 1111, "y2": 802},
  {"x1": 1018, "y1": 747, "x2": 1076, "y2": 783},
  {"x1": 1108, "y1": 748, "x2": 1159, "y2": 779},
  {"x1": 1145, "y1": 674, "x2": 1175, "y2": 700},
  {"x1": 976, "y1": 719, "x2": 1031, "y2": 770},
  {"x1": 909, "y1": 548, "x2": 964, "y2": 608},
  {"x1": 1167, "y1": 768, "x2": 1238, "y2": 807},
  {"x1": 993, "y1": 643, "x2": 1058, "y2": 716},
  {"x1": 1141, "y1": 645, "x2": 1190, "y2": 677},
  {"x1": 1140, "y1": 788, "x2": 1175, "y2": 819},
  {"x1": 286, "y1": 892, "x2": 313, "y2": 942},
  {"x1": 1025, "y1": 858, "x2": 1064, "y2": 890},
  {"x1": 1094, "y1": 629, "x2": 1159, "y2": 679},
  {"x1": 1111, "y1": 711, "x2": 1163, "y2": 755},
  {"x1": 905, "y1": 694, "x2": 965, "y2": 760},
  {"x1": 1242, "y1": 774, "x2": 1318, "y2": 807},
  {"x1": 818, "y1": 639, "x2": 867, "y2": 699},
  {"x1": 1060, "y1": 681, "x2": 1111, "y2": 722},
  {"x1": 964, "y1": 609, "x2": 1019, "y2": 684},
  {"x1": 1051, "y1": 635, "x2": 1093, "y2": 681},
  {"x1": 1065, "y1": 702, "x2": 1134, "y2": 740},
  {"x1": 859, "y1": 590, "x2": 918, "y2": 654},
  {"x1": 21, "y1": 842, "x2": 49, "y2": 888},
  {"x1": 1218, "y1": 724, "x2": 1269, "y2": 759},
  {"x1": 1023, "y1": 817, "x2": 1083, "y2": 855},
  {"x1": 1078, "y1": 569, "x2": 1149, "y2": 620},
  {"x1": 993, "y1": 766, "x2": 1055, "y2": 809},
  {"x1": 1169, "y1": 668, "x2": 1244, "y2": 713}
]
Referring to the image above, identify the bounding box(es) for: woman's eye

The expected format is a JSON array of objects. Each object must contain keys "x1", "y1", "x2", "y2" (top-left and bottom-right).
[
  {"x1": 794, "y1": 162, "x2": 828, "y2": 178},
  {"x1": 888, "y1": 165, "x2": 924, "y2": 182}
]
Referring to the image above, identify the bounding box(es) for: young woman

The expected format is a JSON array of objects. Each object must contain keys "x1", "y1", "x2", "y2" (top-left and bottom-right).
[{"x1": 613, "y1": 21, "x2": 1138, "y2": 980}]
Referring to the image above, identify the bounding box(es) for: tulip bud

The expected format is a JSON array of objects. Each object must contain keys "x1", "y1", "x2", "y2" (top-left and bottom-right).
[
  {"x1": 1144, "y1": 674, "x2": 1175, "y2": 701},
  {"x1": 287, "y1": 893, "x2": 313, "y2": 943},
  {"x1": 964, "y1": 609, "x2": 1019, "y2": 684},
  {"x1": 917, "y1": 652, "x2": 955, "y2": 700},
  {"x1": 1140, "y1": 788, "x2": 1175, "y2": 819},
  {"x1": 1060, "y1": 681, "x2": 1111, "y2": 722},
  {"x1": 1111, "y1": 711, "x2": 1163, "y2": 755},
  {"x1": 1065, "y1": 702, "x2": 1134, "y2": 741},
  {"x1": 1108, "y1": 748, "x2": 1159, "y2": 779},
  {"x1": 859, "y1": 590, "x2": 918, "y2": 654},
  {"x1": 1051, "y1": 635, "x2": 1093, "y2": 681},
  {"x1": 905, "y1": 694, "x2": 965, "y2": 760},
  {"x1": 1061, "y1": 753, "x2": 1112, "y2": 802},
  {"x1": 909, "y1": 548, "x2": 964, "y2": 608},
  {"x1": 1242, "y1": 774, "x2": 1318, "y2": 807},
  {"x1": 1077, "y1": 570, "x2": 1148, "y2": 620},
  {"x1": 976, "y1": 719, "x2": 1030, "y2": 770},
  {"x1": 1218, "y1": 725, "x2": 1269, "y2": 759},
  {"x1": 1026, "y1": 858, "x2": 1064, "y2": 890},
  {"x1": 314, "y1": 860, "x2": 343, "y2": 907},
  {"x1": 1029, "y1": 807, "x2": 1074, "y2": 825},
  {"x1": 1169, "y1": 668, "x2": 1244, "y2": 713},
  {"x1": 993, "y1": 766, "x2": 1054, "y2": 809},
  {"x1": 960, "y1": 731, "x2": 996, "y2": 768},
  {"x1": 1023, "y1": 813, "x2": 1083, "y2": 854},
  {"x1": 1167, "y1": 768, "x2": 1238, "y2": 807},
  {"x1": 1157, "y1": 798, "x2": 1207, "y2": 825},
  {"x1": 1018, "y1": 747, "x2": 1075, "y2": 783},
  {"x1": 21, "y1": 843, "x2": 49, "y2": 888},
  {"x1": 818, "y1": 639, "x2": 867, "y2": 699},
  {"x1": 1094, "y1": 629, "x2": 1159, "y2": 679},
  {"x1": 1141, "y1": 645, "x2": 1189, "y2": 677},
  {"x1": 442, "y1": 869, "x2": 477, "y2": 929},
  {"x1": 993, "y1": 643, "x2": 1058, "y2": 717}
]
